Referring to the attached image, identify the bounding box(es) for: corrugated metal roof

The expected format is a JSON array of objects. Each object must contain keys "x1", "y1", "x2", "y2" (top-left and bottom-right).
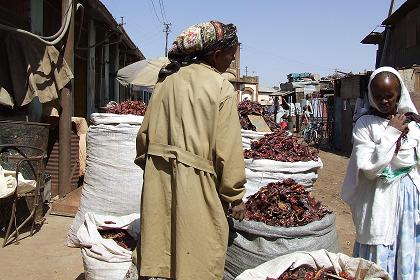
[
  {"x1": 258, "y1": 86, "x2": 276, "y2": 93},
  {"x1": 269, "y1": 90, "x2": 294, "y2": 97},
  {"x1": 87, "y1": 0, "x2": 145, "y2": 59},
  {"x1": 382, "y1": 0, "x2": 420, "y2": 25},
  {"x1": 361, "y1": 31, "x2": 383, "y2": 45}
]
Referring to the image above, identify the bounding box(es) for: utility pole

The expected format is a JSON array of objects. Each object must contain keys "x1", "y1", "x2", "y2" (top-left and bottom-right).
[
  {"x1": 245, "y1": 66, "x2": 248, "y2": 76},
  {"x1": 379, "y1": 0, "x2": 397, "y2": 67},
  {"x1": 164, "y1": 23, "x2": 172, "y2": 56}
]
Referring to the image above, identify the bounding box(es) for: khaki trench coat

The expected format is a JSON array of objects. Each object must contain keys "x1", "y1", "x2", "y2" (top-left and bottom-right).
[{"x1": 134, "y1": 62, "x2": 246, "y2": 279}]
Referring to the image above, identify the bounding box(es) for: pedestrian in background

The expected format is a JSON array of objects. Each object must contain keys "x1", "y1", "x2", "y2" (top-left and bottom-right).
[{"x1": 342, "y1": 67, "x2": 420, "y2": 279}]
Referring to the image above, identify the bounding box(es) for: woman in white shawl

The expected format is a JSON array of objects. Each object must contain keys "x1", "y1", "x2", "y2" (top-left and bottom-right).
[{"x1": 342, "y1": 67, "x2": 420, "y2": 279}]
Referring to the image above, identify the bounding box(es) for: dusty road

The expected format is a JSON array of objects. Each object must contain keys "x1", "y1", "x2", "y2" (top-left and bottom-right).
[
  {"x1": 0, "y1": 215, "x2": 84, "y2": 280},
  {"x1": 313, "y1": 150, "x2": 355, "y2": 256},
  {"x1": 0, "y1": 150, "x2": 355, "y2": 280}
]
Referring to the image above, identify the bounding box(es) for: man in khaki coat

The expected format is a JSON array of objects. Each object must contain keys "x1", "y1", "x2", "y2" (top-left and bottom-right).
[{"x1": 134, "y1": 21, "x2": 246, "y2": 279}]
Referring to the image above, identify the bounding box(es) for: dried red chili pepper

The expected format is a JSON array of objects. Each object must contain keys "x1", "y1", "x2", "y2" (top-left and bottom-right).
[
  {"x1": 238, "y1": 100, "x2": 281, "y2": 131},
  {"x1": 245, "y1": 179, "x2": 331, "y2": 227},
  {"x1": 244, "y1": 130, "x2": 319, "y2": 162},
  {"x1": 268, "y1": 265, "x2": 355, "y2": 280},
  {"x1": 98, "y1": 228, "x2": 137, "y2": 251},
  {"x1": 106, "y1": 101, "x2": 147, "y2": 116}
]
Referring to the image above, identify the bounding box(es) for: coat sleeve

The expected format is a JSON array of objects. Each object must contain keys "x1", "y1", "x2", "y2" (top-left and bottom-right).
[
  {"x1": 134, "y1": 108, "x2": 151, "y2": 170},
  {"x1": 352, "y1": 117, "x2": 402, "y2": 180},
  {"x1": 215, "y1": 80, "x2": 246, "y2": 203}
]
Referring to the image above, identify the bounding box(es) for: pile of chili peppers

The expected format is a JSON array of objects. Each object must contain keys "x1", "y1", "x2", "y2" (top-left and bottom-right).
[
  {"x1": 238, "y1": 100, "x2": 280, "y2": 131},
  {"x1": 245, "y1": 179, "x2": 331, "y2": 227},
  {"x1": 98, "y1": 228, "x2": 138, "y2": 251},
  {"x1": 106, "y1": 100, "x2": 147, "y2": 116},
  {"x1": 244, "y1": 130, "x2": 319, "y2": 162},
  {"x1": 267, "y1": 265, "x2": 355, "y2": 280}
]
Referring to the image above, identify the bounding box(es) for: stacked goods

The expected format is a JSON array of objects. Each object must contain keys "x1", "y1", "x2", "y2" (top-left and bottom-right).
[
  {"x1": 243, "y1": 131, "x2": 322, "y2": 197},
  {"x1": 238, "y1": 100, "x2": 280, "y2": 131},
  {"x1": 67, "y1": 122, "x2": 143, "y2": 247},
  {"x1": 271, "y1": 266, "x2": 355, "y2": 280},
  {"x1": 245, "y1": 179, "x2": 331, "y2": 227},
  {"x1": 106, "y1": 100, "x2": 147, "y2": 116},
  {"x1": 244, "y1": 130, "x2": 318, "y2": 162},
  {"x1": 68, "y1": 113, "x2": 144, "y2": 280}
]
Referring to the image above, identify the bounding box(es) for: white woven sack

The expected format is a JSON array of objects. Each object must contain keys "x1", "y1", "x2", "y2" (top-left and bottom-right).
[
  {"x1": 244, "y1": 168, "x2": 317, "y2": 200},
  {"x1": 90, "y1": 113, "x2": 144, "y2": 125},
  {"x1": 241, "y1": 129, "x2": 268, "y2": 149},
  {"x1": 67, "y1": 123, "x2": 143, "y2": 247},
  {"x1": 78, "y1": 213, "x2": 140, "y2": 280},
  {"x1": 236, "y1": 249, "x2": 391, "y2": 280},
  {"x1": 245, "y1": 158, "x2": 323, "y2": 174}
]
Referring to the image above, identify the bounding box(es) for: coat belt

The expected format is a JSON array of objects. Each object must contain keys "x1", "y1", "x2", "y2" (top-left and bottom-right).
[{"x1": 147, "y1": 142, "x2": 215, "y2": 175}]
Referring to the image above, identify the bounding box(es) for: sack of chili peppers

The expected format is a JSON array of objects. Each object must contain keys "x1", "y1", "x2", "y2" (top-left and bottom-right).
[
  {"x1": 78, "y1": 212, "x2": 140, "y2": 280},
  {"x1": 90, "y1": 113, "x2": 144, "y2": 125},
  {"x1": 224, "y1": 180, "x2": 339, "y2": 279},
  {"x1": 238, "y1": 100, "x2": 281, "y2": 132},
  {"x1": 67, "y1": 123, "x2": 143, "y2": 247},
  {"x1": 235, "y1": 249, "x2": 391, "y2": 280},
  {"x1": 241, "y1": 129, "x2": 269, "y2": 150},
  {"x1": 243, "y1": 130, "x2": 322, "y2": 190}
]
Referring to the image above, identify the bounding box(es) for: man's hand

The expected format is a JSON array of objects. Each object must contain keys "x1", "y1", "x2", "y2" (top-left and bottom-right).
[
  {"x1": 389, "y1": 114, "x2": 408, "y2": 132},
  {"x1": 230, "y1": 200, "x2": 246, "y2": 221}
]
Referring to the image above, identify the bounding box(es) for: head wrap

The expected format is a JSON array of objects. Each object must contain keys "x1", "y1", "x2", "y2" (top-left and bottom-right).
[
  {"x1": 367, "y1": 66, "x2": 418, "y2": 114},
  {"x1": 159, "y1": 21, "x2": 238, "y2": 78}
]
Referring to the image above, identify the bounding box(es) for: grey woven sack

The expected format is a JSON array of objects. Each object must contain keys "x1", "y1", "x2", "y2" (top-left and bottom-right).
[{"x1": 224, "y1": 213, "x2": 339, "y2": 280}]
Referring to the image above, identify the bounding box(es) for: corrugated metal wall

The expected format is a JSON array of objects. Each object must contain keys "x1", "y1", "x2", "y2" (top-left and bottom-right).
[
  {"x1": 385, "y1": 6, "x2": 420, "y2": 68},
  {"x1": 333, "y1": 75, "x2": 369, "y2": 154},
  {"x1": 45, "y1": 119, "x2": 81, "y2": 198}
]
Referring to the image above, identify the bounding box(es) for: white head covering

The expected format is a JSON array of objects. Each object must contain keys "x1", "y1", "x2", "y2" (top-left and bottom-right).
[{"x1": 367, "y1": 66, "x2": 418, "y2": 114}]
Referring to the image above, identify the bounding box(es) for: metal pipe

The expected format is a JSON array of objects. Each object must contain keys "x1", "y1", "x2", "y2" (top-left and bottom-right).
[{"x1": 59, "y1": 0, "x2": 74, "y2": 198}]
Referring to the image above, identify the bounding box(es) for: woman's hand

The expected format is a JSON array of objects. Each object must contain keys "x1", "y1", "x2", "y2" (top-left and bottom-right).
[
  {"x1": 388, "y1": 114, "x2": 408, "y2": 132},
  {"x1": 230, "y1": 200, "x2": 246, "y2": 221}
]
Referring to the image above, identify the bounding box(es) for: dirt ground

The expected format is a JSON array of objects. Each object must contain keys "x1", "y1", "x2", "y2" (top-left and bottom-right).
[
  {"x1": 312, "y1": 149, "x2": 355, "y2": 256},
  {"x1": 0, "y1": 215, "x2": 84, "y2": 280},
  {"x1": 0, "y1": 149, "x2": 354, "y2": 279}
]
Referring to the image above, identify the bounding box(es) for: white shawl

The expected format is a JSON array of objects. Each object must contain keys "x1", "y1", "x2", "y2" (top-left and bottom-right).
[{"x1": 342, "y1": 67, "x2": 420, "y2": 245}]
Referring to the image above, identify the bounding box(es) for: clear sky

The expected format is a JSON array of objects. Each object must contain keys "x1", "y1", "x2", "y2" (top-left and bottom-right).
[{"x1": 101, "y1": 0, "x2": 401, "y2": 87}]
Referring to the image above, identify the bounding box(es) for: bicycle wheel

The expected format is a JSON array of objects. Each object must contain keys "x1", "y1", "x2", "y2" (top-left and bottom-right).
[
  {"x1": 311, "y1": 130, "x2": 318, "y2": 144},
  {"x1": 314, "y1": 127, "x2": 322, "y2": 145}
]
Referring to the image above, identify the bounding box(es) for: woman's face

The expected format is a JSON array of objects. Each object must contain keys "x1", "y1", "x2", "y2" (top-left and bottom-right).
[
  {"x1": 211, "y1": 44, "x2": 238, "y2": 73},
  {"x1": 370, "y1": 73, "x2": 401, "y2": 114}
]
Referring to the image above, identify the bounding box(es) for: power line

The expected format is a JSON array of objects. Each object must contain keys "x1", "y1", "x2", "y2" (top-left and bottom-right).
[
  {"x1": 150, "y1": 0, "x2": 163, "y2": 24},
  {"x1": 158, "y1": 0, "x2": 168, "y2": 23}
]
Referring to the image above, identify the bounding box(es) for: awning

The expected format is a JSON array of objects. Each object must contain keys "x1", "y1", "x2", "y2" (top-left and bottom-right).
[{"x1": 117, "y1": 57, "x2": 170, "y2": 88}]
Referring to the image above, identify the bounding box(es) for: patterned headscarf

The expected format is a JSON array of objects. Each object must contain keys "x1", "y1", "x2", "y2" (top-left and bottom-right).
[
  {"x1": 169, "y1": 21, "x2": 238, "y2": 61},
  {"x1": 159, "y1": 21, "x2": 238, "y2": 78}
]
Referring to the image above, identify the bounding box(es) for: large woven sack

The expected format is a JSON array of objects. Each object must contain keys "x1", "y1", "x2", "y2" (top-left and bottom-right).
[
  {"x1": 244, "y1": 158, "x2": 322, "y2": 196},
  {"x1": 236, "y1": 249, "x2": 391, "y2": 280},
  {"x1": 67, "y1": 122, "x2": 143, "y2": 246},
  {"x1": 224, "y1": 214, "x2": 339, "y2": 280},
  {"x1": 241, "y1": 129, "x2": 268, "y2": 150},
  {"x1": 78, "y1": 213, "x2": 140, "y2": 280}
]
